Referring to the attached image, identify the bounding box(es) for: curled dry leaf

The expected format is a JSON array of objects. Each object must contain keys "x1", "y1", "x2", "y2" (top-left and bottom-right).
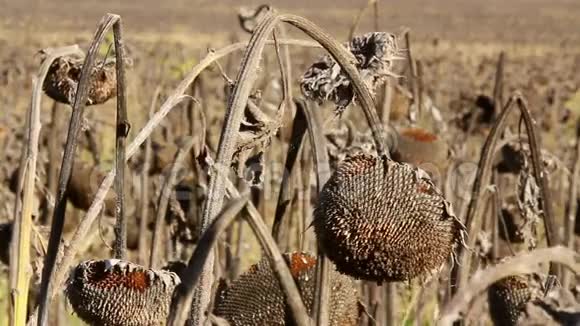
[
  {"x1": 232, "y1": 99, "x2": 284, "y2": 186},
  {"x1": 301, "y1": 32, "x2": 400, "y2": 114},
  {"x1": 41, "y1": 51, "x2": 122, "y2": 106},
  {"x1": 516, "y1": 167, "x2": 542, "y2": 250}
]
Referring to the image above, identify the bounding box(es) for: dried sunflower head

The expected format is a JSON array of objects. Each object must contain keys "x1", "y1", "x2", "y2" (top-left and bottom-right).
[
  {"x1": 301, "y1": 32, "x2": 400, "y2": 114},
  {"x1": 67, "y1": 161, "x2": 117, "y2": 216},
  {"x1": 41, "y1": 53, "x2": 118, "y2": 106},
  {"x1": 66, "y1": 259, "x2": 180, "y2": 326},
  {"x1": 214, "y1": 252, "x2": 359, "y2": 326},
  {"x1": 390, "y1": 127, "x2": 450, "y2": 174},
  {"x1": 314, "y1": 153, "x2": 465, "y2": 282},
  {"x1": 488, "y1": 273, "x2": 547, "y2": 326}
]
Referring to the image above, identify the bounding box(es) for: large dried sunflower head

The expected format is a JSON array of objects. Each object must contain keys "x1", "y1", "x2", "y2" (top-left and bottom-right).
[
  {"x1": 66, "y1": 259, "x2": 180, "y2": 326},
  {"x1": 313, "y1": 153, "x2": 466, "y2": 282},
  {"x1": 300, "y1": 32, "x2": 400, "y2": 114}
]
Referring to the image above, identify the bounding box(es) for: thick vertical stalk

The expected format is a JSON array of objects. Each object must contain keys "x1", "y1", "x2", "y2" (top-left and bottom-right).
[
  {"x1": 563, "y1": 119, "x2": 580, "y2": 288},
  {"x1": 13, "y1": 80, "x2": 41, "y2": 326},
  {"x1": 299, "y1": 99, "x2": 331, "y2": 325},
  {"x1": 138, "y1": 87, "x2": 160, "y2": 265},
  {"x1": 404, "y1": 30, "x2": 419, "y2": 123},
  {"x1": 42, "y1": 101, "x2": 63, "y2": 225},
  {"x1": 272, "y1": 100, "x2": 308, "y2": 242},
  {"x1": 492, "y1": 52, "x2": 505, "y2": 114},
  {"x1": 112, "y1": 19, "x2": 130, "y2": 259}
]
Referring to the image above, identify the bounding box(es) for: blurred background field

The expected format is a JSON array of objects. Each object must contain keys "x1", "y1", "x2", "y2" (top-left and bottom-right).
[{"x1": 1, "y1": 0, "x2": 580, "y2": 325}]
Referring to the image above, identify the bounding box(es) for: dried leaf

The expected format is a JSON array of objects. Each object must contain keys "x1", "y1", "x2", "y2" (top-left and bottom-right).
[
  {"x1": 516, "y1": 165, "x2": 542, "y2": 250},
  {"x1": 232, "y1": 99, "x2": 284, "y2": 185}
]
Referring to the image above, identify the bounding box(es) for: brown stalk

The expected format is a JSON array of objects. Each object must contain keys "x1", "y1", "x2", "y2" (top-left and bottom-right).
[
  {"x1": 272, "y1": 101, "x2": 308, "y2": 242},
  {"x1": 112, "y1": 18, "x2": 130, "y2": 260},
  {"x1": 490, "y1": 52, "x2": 505, "y2": 261},
  {"x1": 451, "y1": 93, "x2": 559, "y2": 298},
  {"x1": 492, "y1": 52, "x2": 505, "y2": 113},
  {"x1": 275, "y1": 25, "x2": 295, "y2": 142},
  {"x1": 373, "y1": 0, "x2": 380, "y2": 31},
  {"x1": 138, "y1": 86, "x2": 160, "y2": 265},
  {"x1": 368, "y1": 283, "x2": 384, "y2": 325},
  {"x1": 35, "y1": 15, "x2": 120, "y2": 326},
  {"x1": 440, "y1": 246, "x2": 580, "y2": 325},
  {"x1": 562, "y1": 118, "x2": 580, "y2": 288},
  {"x1": 348, "y1": 0, "x2": 378, "y2": 40},
  {"x1": 9, "y1": 118, "x2": 28, "y2": 326},
  {"x1": 301, "y1": 145, "x2": 313, "y2": 252},
  {"x1": 380, "y1": 78, "x2": 393, "y2": 125},
  {"x1": 272, "y1": 27, "x2": 306, "y2": 244},
  {"x1": 149, "y1": 137, "x2": 194, "y2": 268},
  {"x1": 416, "y1": 60, "x2": 424, "y2": 121},
  {"x1": 83, "y1": 127, "x2": 100, "y2": 164},
  {"x1": 491, "y1": 171, "x2": 501, "y2": 260},
  {"x1": 383, "y1": 63, "x2": 397, "y2": 321},
  {"x1": 403, "y1": 30, "x2": 419, "y2": 123},
  {"x1": 11, "y1": 44, "x2": 83, "y2": 326},
  {"x1": 385, "y1": 282, "x2": 396, "y2": 325},
  {"x1": 299, "y1": 99, "x2": 331, "y2": 325},
  {"x1": 42, "y1": 101, "x2": 63, "y2": 225},
  {"x1": 269, "y1": 28, "x2": 296, "y2": 246}
]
